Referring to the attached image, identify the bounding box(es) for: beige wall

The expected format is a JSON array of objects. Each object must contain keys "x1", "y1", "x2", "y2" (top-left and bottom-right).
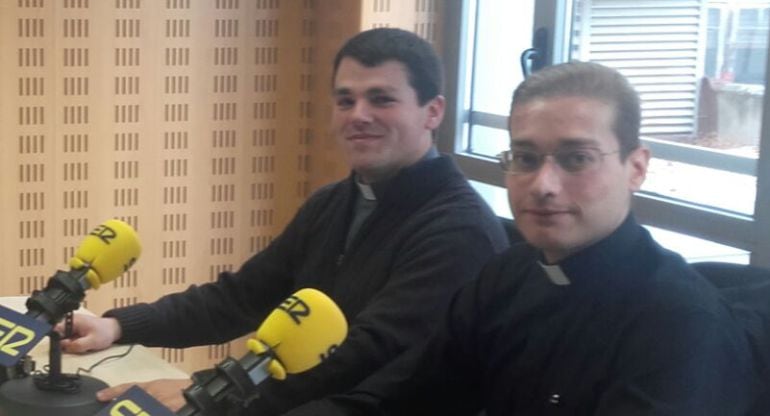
[{"x1": 0, "y1": 0, "x2": 442, "y2": 374}]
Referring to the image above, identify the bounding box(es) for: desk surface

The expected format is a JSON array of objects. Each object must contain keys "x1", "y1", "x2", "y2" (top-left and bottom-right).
[{"x1": 1, "y1": 297, "x2": 189, "y2": 386}]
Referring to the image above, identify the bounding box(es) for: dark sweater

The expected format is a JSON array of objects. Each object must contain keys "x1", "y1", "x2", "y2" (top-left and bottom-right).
[
  {"x1": 291, "y1": 215, "x2": 759, "y2": 415},
  {"x1": 103, "y1": 155, "x2": 509, "y2": 414}
]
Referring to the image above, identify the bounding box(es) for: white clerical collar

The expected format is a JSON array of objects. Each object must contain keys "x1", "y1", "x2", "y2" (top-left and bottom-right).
[
  {"x1": 538, "y1": 262, "x2": 571, "y2": 286},
  {"x1": 355, "y1": 180, "x2": 377, "y2": 201}
]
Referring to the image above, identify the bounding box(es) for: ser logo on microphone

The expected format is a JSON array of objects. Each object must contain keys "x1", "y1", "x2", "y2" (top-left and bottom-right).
[
  {"x1": 277, "y1": 295, "x2": 310, "y2": 325},
  {"x1": 109, "y1": 400, "x2": 149, "y2": 416},
  {"x1": 90, "y1": 223, "x2": 117, "y2": 245},
  {"x1": 0, "y1": 306, "x2": 50, "y2": 366},
  {"x1": 95, "y1": 385, "x2": 175, "y2": 416},
  {"x1": 0, "y1": 317, "x2": 34, "y2": 357},
  {"x1": 90, "y1": 223, "x2": 138, "y2": 272}
]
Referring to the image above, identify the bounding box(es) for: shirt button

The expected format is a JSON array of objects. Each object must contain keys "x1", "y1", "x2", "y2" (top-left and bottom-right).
[{"x1": 548, "y1": 393, "x2": 562, "y2": 406}]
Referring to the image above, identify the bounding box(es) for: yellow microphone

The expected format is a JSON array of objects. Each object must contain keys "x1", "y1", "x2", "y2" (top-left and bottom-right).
[
  {"x1": 26, "y1": 218, "x2": 141, "y2": 324},
  {"x1": 0, "y1": 219, "x2": 140, "y2": 367},
  {"x1": 252, "y1": 288, "x2": 348, "y2": 376},
  {"x1": 178, "y1": 289, "x2": 348, "y2": 416},
  {"x1": 67, "y1": 219, "x2": 141, "y2": 290}
]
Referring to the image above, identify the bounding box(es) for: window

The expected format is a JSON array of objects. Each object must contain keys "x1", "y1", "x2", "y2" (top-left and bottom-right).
[{"x1": 440, "y1": 0, "x2": 770, "y2": 267}]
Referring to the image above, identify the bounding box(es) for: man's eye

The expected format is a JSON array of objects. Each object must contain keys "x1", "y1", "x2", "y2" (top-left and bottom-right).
[
  {"x1": 336, "y1": 97, "x2": 354, "y2": 109},
  {"x1": 561, "y1": 150, "x2": 597, "y2": 171},
  {"x1": 370, "y1": 95, "x2": 395, "y2": 106},
  {"x1": 511, "y1": 151, "x2": 540, "y2": 169}
]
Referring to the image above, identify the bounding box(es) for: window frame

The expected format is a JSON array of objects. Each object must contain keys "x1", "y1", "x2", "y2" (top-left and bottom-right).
[{"x1": 439, "y1": 0, "x2": 770, "y2": 267}]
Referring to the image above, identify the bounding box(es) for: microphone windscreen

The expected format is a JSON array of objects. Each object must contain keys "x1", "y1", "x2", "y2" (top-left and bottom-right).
[
  {"x1": 254, "y1": 288, "x2": 347, "y2": 374},
  {"x1": 68, "y1": 219, "x2": 141, "y2": 289}
]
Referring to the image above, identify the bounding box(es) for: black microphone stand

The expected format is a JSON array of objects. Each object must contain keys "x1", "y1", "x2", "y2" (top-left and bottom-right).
[{"x1": 0, "y1": 313, "x2": 109, "y2": 416}]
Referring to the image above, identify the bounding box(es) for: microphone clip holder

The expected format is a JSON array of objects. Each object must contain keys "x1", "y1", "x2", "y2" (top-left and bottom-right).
[
  {"x1": 180, "y1": 352, "x2": 274, "y2": 416},
  {"x1": 181, "y1": 358, "x2": 253, "y2": 415},
  {"x1": 26, "y1": 270, "x2": 87, "y2": 325}
]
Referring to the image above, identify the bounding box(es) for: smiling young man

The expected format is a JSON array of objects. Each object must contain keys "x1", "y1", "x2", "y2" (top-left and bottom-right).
[
  {"x1": 59, "y1": 28, "x2": 508, "y2": 415},
  {"x1": 284, "y1": 61, "x2": 761, "y2": 415},
  {"x1": 333, "y1": 58, "x2": 444, "y2": 184}
]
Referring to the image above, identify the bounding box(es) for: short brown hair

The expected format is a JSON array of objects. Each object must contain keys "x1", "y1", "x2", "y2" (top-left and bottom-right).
[
  {"x1": 332, "y1": 28, "x2": 443, "y2": 106},
  {"x1": 511, "y1": 61, "x2": 641, "y2": 159}
]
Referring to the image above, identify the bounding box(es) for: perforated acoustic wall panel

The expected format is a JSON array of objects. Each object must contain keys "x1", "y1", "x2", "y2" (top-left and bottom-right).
[
  {"x1": 363, "y1": 0, "x2": 442, "y2": 45},
  {"x1": 0, "y1": 0, "x2": 442, "y2": 375}
]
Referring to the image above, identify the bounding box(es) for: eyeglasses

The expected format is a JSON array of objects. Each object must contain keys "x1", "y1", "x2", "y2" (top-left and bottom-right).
[{"x1": 498, "y1": 148, "x2": 620, "y2": 175}]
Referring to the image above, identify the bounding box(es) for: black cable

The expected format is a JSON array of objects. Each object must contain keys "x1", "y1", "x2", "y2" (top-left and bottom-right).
[
  {"x1": 32, "y1": 344, "x2": 136, "y2": 377},
  {"x1": 76, "y1": 344, "x2": 136, "y2": 376},
  {"x1": 29, "y1": 344, "x2": 136, "y2": 393}
]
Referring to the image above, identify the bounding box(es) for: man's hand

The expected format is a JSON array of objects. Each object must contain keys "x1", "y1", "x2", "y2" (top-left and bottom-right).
[
  {"x1": 97, "y1": 379, "x2": 192, "y2": 411},
  {"x1": 57, "y1": 313, "x2": 122, "y2": 354}
]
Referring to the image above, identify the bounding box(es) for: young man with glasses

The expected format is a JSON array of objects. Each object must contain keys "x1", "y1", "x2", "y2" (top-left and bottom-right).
[{"x1": 283, "y1": 61, "x2": 761, "y2": 415}]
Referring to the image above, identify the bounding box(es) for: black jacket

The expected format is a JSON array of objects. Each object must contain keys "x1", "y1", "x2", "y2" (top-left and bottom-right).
[
  {"x1": 293, "y1": 215, "x2": 759, "y2": 415},
  {"x1": 104, "y1": 155, "x2": 509, "y2": 414}
]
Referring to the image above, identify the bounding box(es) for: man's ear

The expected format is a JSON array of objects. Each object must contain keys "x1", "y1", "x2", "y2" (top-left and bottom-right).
[
  {"x1": 626, "y1": 145, "x2": 650, "y2": 192},
  {"x1": 424, "y1": 95, "x2": 446, "y2": 130}
]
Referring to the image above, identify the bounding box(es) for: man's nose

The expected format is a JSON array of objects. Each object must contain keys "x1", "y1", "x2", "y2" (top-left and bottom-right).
[
  {"x1": 529, "y1": 156, "x2": 563, "y2": 197},
  {"x1": 351, "y1": 101, "x2": 373, "y2": 124}
]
